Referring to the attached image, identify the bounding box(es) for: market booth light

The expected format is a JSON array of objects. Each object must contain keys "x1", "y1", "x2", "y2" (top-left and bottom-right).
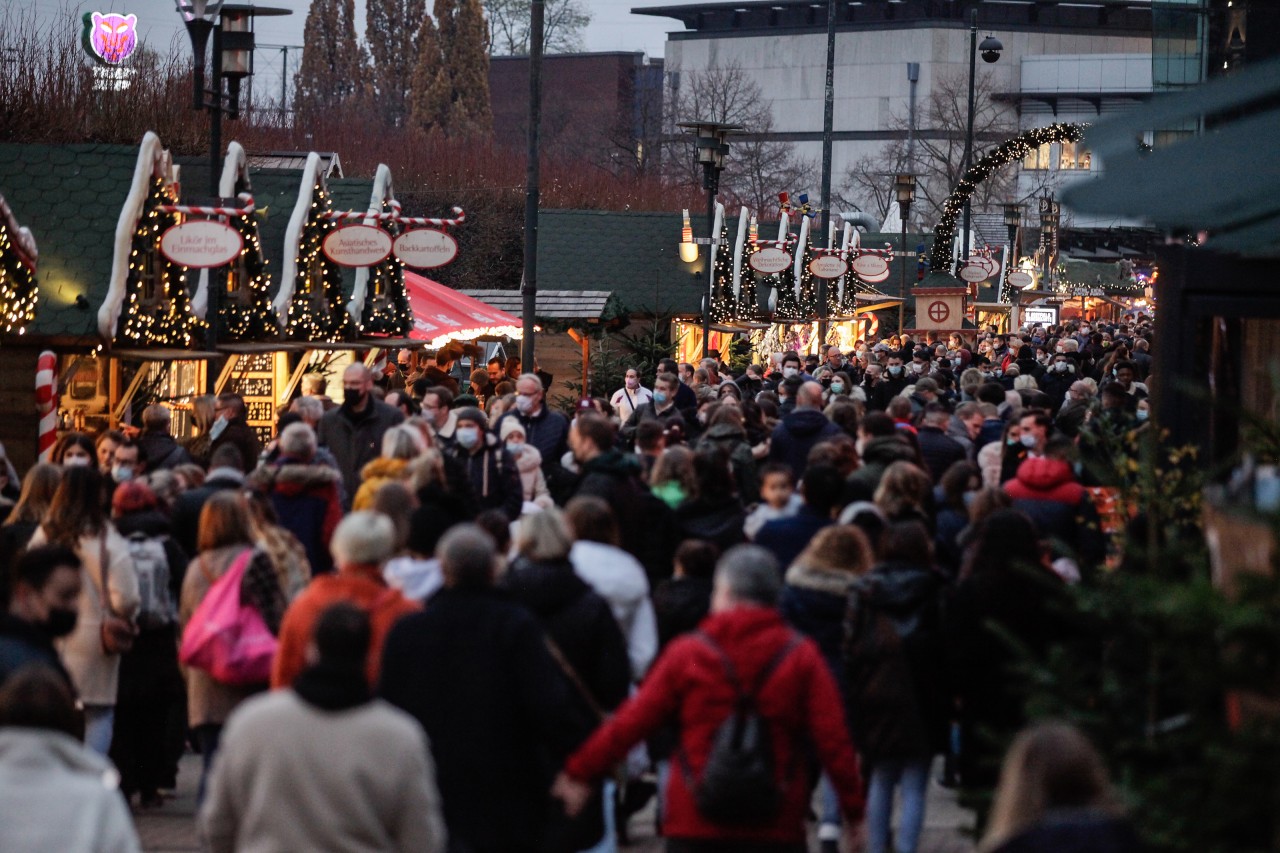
[{"x1": 679, "y1": 209, "x2": 698, "y2": 263}]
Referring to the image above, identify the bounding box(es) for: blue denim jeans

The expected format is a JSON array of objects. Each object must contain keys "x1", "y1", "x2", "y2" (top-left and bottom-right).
[
  {"x1": 579, "y1": 779, "x2": 617, "y2": 853},
  {"x1": 865, "y1": 758, "x2": 931, "y2": 853},
  {"x1": 819, "y1": 772, "x2": 842, "y2": 840},
  {"x1": 83, "y1": 704, "x2": 115, "y2": 756}
]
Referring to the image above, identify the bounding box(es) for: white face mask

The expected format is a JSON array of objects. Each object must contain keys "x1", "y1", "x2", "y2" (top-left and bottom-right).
[
  {"x1": 112, "y1": 464, "x2": 134, "y2": 483},
  {"x1": 515, "y1": 394, "x2": 535, "y2": 414},
  {"x1": 63, "y1": 455, "x2": 91, "y2": 468},
  {"x1": 455, "y1": 427, "x2": 480, "y2": 449},
  {"x1": 782, "y1": 366, "x2": 798, "y2": 379},
  {"x1": 506, "y1": 440, "x2": 525, "y2": 455},
  {"x1": 209, "y1": 415, "x2": 229, "y2": 440}
]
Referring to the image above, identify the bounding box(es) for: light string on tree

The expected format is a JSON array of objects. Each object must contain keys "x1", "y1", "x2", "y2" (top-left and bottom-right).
[
  {"x1": 928, "y1": 122, "x2": 1088, "y2": 273},
  {"x1": 118, "y1": 176, "x2": 204, "y2": 348},
  {"x1": 216, "y1": 198, "x2": 277, "y2": 343},
  {"x1": 285, "y1": 180, "x2": 349, "y2": 342},
  {"x1": 358, "y1": 195, "x2": 414, "y2": 337},
  {"x1": 0, "y1": 197, "x2": 38, "y2": 336}
]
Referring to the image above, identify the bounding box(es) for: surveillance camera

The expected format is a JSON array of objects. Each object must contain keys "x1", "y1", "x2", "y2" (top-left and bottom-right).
[
  {"x1": 982, "y1": 49, "x2": 1001, "y2": 63},
  {"x1": 979, "y1": 34, "x2": 1003, "y2": 64}
]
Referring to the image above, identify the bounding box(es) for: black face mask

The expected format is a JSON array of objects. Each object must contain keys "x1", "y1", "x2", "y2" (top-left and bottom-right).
[
  {"x1": 343, "y1": 388, "x2": 366, "y2": 408},
  {"x1": 43, "y1": 607, "x2": 78, "y2": 638}
]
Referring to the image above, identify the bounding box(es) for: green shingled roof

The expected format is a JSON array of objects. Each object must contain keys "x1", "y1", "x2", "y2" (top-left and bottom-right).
[{"x1": 0, "y1": 143, "x2": 141, "y2": 343}]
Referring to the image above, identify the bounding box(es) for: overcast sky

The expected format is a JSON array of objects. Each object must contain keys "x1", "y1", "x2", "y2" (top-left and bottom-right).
[{"x1": 20, "y1": 0, "x2": 679, "y2": 63}]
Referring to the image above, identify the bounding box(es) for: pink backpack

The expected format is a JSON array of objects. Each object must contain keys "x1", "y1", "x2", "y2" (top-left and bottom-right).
[{"x1": 180, "y1": 548, "x2": 278, "y2": 686}]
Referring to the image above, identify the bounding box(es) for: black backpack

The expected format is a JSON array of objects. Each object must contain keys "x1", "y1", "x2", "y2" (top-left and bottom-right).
[{"x1": 683, "y1": 631, "x2": 802, "y2": 825}]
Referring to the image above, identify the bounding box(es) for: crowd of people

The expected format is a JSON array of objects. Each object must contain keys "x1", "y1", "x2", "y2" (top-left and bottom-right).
[{"x1": 0, "y1": 318, "x2": 1154, "y2": 853}]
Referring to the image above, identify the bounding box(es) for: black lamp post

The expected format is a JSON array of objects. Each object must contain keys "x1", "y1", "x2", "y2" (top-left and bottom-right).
[
  {"x1": 1039, "y1": 194, "x2": 1061, "y2": 288},
  {"x1": 894, "y1": 173, "x2": 916, "y2": 331},
  {"x1": 678, "y1": 121, "x2": 739, "y2": 359},
  {"x1": 1002, "y1": 201, "x2": 1022, "y2": 324},
  {"x1": 961, "y1": 8, "x2": 1002, "y2": 265},
  {"x1": 176, "y1": 0, "x2": 287, "y2": 370}
]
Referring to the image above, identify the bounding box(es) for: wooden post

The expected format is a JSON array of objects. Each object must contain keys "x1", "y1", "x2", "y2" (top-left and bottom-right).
[{"x1": 567, "y1": 328, "x2": 590, "y2": 399}]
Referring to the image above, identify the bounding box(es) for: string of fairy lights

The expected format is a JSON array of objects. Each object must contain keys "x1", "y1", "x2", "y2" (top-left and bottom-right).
[
  {"x1": 359, "y1": 196, "x2": 414, "y2": 337},
  {"x1": 219, "y1": 202, "x2": 278, "y2": 343},
  {"x1": 928, "y1": 122, "x2": 1087, "y2": 274},
  {"x1": 0, "y1": 211, "x2": 38, "y2": 336},
  {"x1": 119, "y1": 177, "x2": 204, "y2": 348},
  {"x1": 285, "y1": 180, "x2": 350, "y2": 343}
]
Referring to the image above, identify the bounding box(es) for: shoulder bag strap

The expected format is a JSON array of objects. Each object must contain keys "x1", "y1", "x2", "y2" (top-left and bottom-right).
[
  {"x1": 545, "y1": 635, "x2": 607, "y2": 723},
  {"x1": 98, "y1": 532, "x2": 114, "y2": 619}
]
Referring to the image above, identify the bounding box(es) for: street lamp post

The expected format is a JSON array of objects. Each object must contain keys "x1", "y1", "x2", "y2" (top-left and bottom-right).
[
  {"x1": 1002, "y1": 201, "x2": 1022, "y2": 328},
  {"x1": 678, "y1": 121, "x2": 739, "y2": 359},
  {"x1": 961, "y1": 9, "x2": 1002, "y2": 265},
  {"x1": 175, "y1": 0, "x2": 286, "y2": 371},
  {"x1": 894, "y1": 173, "x2": 916, "y2": 333}
]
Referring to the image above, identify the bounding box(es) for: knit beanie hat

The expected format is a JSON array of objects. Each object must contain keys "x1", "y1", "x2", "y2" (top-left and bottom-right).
[
  {"x1": 454, "y1": 407, "x2": 488, "y2": 430},
  {"x1": 499, "y1": 418, "x2": 526, "y2": 442}
]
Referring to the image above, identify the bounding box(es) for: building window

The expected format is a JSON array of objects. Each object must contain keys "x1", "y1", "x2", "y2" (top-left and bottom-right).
[
  {"x1": 1023, "y1": 142, "x2": 1052, "y2": 170},
  {"x1": 1059, "y1": 141, "x2": 1093, "y2": 170}
]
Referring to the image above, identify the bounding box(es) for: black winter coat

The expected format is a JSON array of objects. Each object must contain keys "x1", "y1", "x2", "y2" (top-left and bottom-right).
[
  {"x1": 844, "y1": 560, "x2": 946, "y2": 764},
  {"x1": 780, "y1": 563, "x2": 854, "y2": 688},
  {"x1": 652, "y1": 576, "x2": 712, "y2": 649},
  {"x1": 575, "y1": 450, "x2": 675, "y2": 581},
  {"x1": 676, "y1": 495, "x2": 747, "y2": 554},
  {"x1": 378, "y1": 587, "x2": 596, "y2": 853},
  {"x1": 768, "y1": 407, "x2": 841, "y2": 478},
  {"x1": 916, "y1": 426, "x2": 968, "y2": 484},
  {"x1": 502, "y1": 556, "x2": 631, "y2": 712},
  {"x1": 991, "y1": 811, "x2": 1143, "y2": 853},
  {"x1": 449, "y1": 434, "x2": 523, "y2": 521}
]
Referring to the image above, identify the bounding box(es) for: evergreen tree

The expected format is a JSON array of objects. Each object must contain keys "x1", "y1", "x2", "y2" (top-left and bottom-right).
[
  {"x1": 295, "y1": 0, "x2": 369, "y2": 118},
  {"x1": 447, "y1": 0, "x2": 492, "y2": 136},
  {"x1": 409, "y1": 15, "x2": 450, "y2": 132},
  {"x1": 118, "y1": 177, "x2": 203, "y2": 348},
  {"x1": 771, "y1": 236, "x2": 803, "y2": 322},
  {"x1": 215, "y1": 205, "x2": 277, "y2": 343},
  {"x1": 708, "y1": 217, "x2": 734, "y2": 324},
  {"x1": 366, "y1": 0, "x2": 424, "y2": 126}
]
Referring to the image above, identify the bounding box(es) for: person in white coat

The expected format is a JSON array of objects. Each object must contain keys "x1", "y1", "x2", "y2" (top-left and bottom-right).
[
  {"x1": 609, "y1": 369, "x2": 654, "y2": 423},
  {"x1": 199, "y1": 603, "x2": 446, "y2": 853},
  {"x1": 563, "y1": 496, "x2": 657, "y2": 681},
  {"x1": 27, "y1": 466, "x2": 138, "y2": 757},
  {"x1": 0, "y1": 666, "x2": 142, "y2": 853}
]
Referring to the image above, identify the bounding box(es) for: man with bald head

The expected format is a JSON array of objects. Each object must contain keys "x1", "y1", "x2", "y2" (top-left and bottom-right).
[
  {"x1": 317, "y1": 363, "x2": 405, "y2": 506},
  {"x1": 768, "y1": 379, "x2": 841, "y2": 477}
]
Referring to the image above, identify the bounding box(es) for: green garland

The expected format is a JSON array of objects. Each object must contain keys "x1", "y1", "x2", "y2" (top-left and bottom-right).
[
  {"x1": 117, "y1": 177, "x2": 204, "y2": 348},
  {"x1": 285, "y1": 180, "x2": 350, "y2": 342}
]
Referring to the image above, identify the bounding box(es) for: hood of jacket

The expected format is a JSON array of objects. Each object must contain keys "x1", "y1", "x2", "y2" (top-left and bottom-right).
[
  {"x1": 857, "y1": 560, "x2": 938, "y2": 619},
  {"x1": 250, "y1": 459, "x2": 341, "y2": 495},
  {"x1": 784, "y1": 562, "x2": 855, "y2": 597},
  {"x1": 1015, "y1": 457, "x2": 1076, "y2": 492},
  {"x1": 505, "y1": 555, "x2": 594, "y2": 617},
  {"x1": 701, "y1": 422, "x2": 747, "y2": 444},
  {"x1": 0, "y1": 728, "x2": 120, "y2": 786},
  {"x1": 582, "y1": 448, "x2": 642, "y2": 479},
  {"x1": 359, "y1": 457, "x2": 408, "y2": 482},
  {"x1": 513, "y1": 444, "x2": 544, "y2": 473},
  {"x1": 862, "y1": 435, "x2": 916, "y2": 466},
  {"x1": 781, "y1": 407, "x2": 834, "y2": 438}
]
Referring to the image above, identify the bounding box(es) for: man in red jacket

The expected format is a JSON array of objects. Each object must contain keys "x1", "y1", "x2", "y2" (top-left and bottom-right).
[{"x1": 552, "y1": 545, "x2": 865, "y2": 852}]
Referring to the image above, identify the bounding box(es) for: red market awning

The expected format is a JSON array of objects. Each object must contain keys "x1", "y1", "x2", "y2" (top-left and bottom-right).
[{"x1": 404, "y1": 271, "x2": 522, "y2": 345}]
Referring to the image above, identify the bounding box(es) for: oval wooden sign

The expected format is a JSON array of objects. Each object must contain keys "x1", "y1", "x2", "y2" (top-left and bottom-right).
[
  {"x1": 159, "y1": 220, "x2": 242, "y2": 268},
  {"x1": 959, "y1": 263, "x2": 990, "y2": 283},
  {"x1": 394, "y1": 228, "x2": 459, "y2": 269},
  {"x1": 808, "y1": 255, "x2": 849, "y2": 279},
  {"x1": 851, "y1": 253, "x2": 889, "y2": 277},
  {"x1": 322, "y1": 224, "x2": 393, "y2": 267},
  {"x1": 1007, "y1": 270, "x2": 1035, "y2": 289},
  {"x1": 749, "y1": 246, "x2": 792, "y2": 274}
]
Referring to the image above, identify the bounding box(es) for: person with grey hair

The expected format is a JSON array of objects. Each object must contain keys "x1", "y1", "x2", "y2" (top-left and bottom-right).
[
  {"x1": 289, "y1": 395, "x2": 324, "y2": 429},
  {"x1": 248, "y1": 422, "x2": 342, "y2": 575},
  {"x1": 137, "y1": 403, "x2": 193, "y2": 473},
  {"x1": 271, "y1": 511, "x2": 419, "y2": 690},
  {"x1": 494, "y1": 373, "x2": 571, "y2": 489},
  {"x1": 552, "y1": 541, "x2": 866, "y2": 850},
  {"x1": 379, "y1": 523, "x2": 598, "y2": 853},
  {"x1": 317, "y1": 362, "x2": 405, "y2": 506}
]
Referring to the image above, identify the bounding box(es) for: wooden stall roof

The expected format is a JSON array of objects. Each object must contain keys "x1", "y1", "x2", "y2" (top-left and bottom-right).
[{"x1": 459, "y1": 289, "x2": 619, "y2": 322}]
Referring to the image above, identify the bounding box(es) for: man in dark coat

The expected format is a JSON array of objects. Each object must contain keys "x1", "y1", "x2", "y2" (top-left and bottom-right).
[
  {"x1": 0, "y1": 545, "x2": 80, "y2": 689},
  {"x1": 248, "y1": 423, "x2": 343, "y2": 576},
  {"x1": 170, "y1": 444, "x2": 246, "y2": 557},
  {"x1": 137, "y1": 404, "x2": 193, "y2": 473},
  {"x1": 379, "y1": 526, "x2": 595, "y2": 853},
  {"x1": 446, "y1": 408, "x2": 522, "y2": 521},
  {"x1": 620, "y1": 373, "x2": 688, "y2": 448},
  {"x1": 495, "y1": 374, "x2": 571, "y2": 495},
  {"x1": 768, "y1": 381, "x2": 841, "y2": 478},
  {"x1": 316, "y1": 364, "x2": 405, "y2": 507},
  {"x1": 210, "y1": 393, "x2": 261, "y2": 474},
  {"x1": 846, "y1": 413, "x2": 918, "y2": 502},
  {"x1": 915, "y1": 404, "x2": 967, "y2": 484}
]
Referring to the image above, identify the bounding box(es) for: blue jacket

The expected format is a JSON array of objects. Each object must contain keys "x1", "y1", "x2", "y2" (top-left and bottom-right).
[
  {"x1": 768, "y1": 408, "x2": 841, "y2": 478},
  {"x1": 755, "y1": 506, "x2": 833, "y2": 571}
]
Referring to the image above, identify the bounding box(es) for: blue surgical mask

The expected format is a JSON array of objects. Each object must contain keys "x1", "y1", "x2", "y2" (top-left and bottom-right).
[
  {"x1": 653, "y1": 390, "x2": 668, "y2": 405},
  {"x1": 1019, "y1": 432, "x2": 1038, "y2": 449},
  {"x1": 1136, "y1": 409, "x2": 1149, "y2": 422},
  {"x1": 455, "y1": 427, "x2": 480, "y2": 449},
  {"x1": 830, "y1": 382, "x2": 845, "y2": 394}
]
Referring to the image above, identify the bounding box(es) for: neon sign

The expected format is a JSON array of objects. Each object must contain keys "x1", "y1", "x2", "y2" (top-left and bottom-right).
[{"x1": 81, "y1": 12, "x2": 138, "y2": 66}]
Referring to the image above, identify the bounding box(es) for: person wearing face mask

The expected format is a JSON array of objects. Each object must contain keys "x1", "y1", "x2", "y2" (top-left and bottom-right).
[
  {"x1": 0, "y1": 545, "x2": 83, "y2": 689},
  {"x1": 881, "y1": 356, "x2": 910, "y2": 401},
  {"x1": 620, "y1": 373, "x2": 689, "y2": 449},
  {"x1": 110, "y1": 440, "x2": 146, "y2": 492},
  {"x1": 1040, "y1": 355, "x2": 1078, "y2": 411},
  {"x1": 317, "y1": 365, "x2": 405, "y2": 507},
  {"x1": 53, "y1": 432, "x2": 97, "y2": 470},
  {"x1": 609, "y1": 369, "x2": 654, "y2": 420},
  {"x1": 500, "y1": 418, "x2": 552, "y2": 512},
  {"x1": 209, "y1": 394, "x2": 262, "y2": 475},
  {"x1": 446, "y1": 408, "x2": 522, "y2": 521}
]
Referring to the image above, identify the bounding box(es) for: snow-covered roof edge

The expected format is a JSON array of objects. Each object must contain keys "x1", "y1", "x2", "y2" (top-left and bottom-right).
[
  {"x1": 0, "y1": 195, "x2": 38, "y2": 267},
  {"x1": 272, "y1": 151, "x2": 323, "y2": 325},
  {"x1": 192, "y1": 141, "x2": 250, "y2": 321},
  {"x1": 347, "y1": 163, "x2": 394, "y2": 327},
  {"x1": 99, "y1": 131, "x2": 172, "y2": 340}
]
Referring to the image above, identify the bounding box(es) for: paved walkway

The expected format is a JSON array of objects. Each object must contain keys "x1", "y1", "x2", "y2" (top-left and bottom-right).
[{"x1": 138, "y1": 754, "x2": 975, "y2": 853}]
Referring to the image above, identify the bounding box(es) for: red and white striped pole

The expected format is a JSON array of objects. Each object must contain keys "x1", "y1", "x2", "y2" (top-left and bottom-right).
[{"x1": 35, "y1": 350, "x2": 57, "y2": 462}]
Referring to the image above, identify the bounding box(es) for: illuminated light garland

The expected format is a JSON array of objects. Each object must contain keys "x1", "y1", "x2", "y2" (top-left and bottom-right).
[
  {"x1": 737, "y1": 233, "x2": 767, "y2": 323},
  {"x1": 214, "y1": 204, "x2": 278, "y2": 343},
  {"x1": 357, "y1": 194, "x2": 414, "y2": 337},
  {"x1": 928, "y1": 122, "x2": 1088, "y2": 273},
  {"x1": 0, "y1": 200, "x2": 39, "y2": 336},
  {"x1": 284, "y1": 181, "x2": 351, "y2": 343},
  {"x1": 708, "y1": 216, "x2": 736, "y2": 325},
  {"x1": 116, "y1": 176, "x2": 204, "y2": 347},
  {"x1": 770, "y1": 235, "x2": 804, "y2": 322}
]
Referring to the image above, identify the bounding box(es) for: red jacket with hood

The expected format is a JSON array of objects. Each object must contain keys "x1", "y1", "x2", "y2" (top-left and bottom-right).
[
  {"x1": 564, "y1": 606, "x2": 864, "y2": 844},
  {"x1": 1004, "y1": 457, "x2": 1084, "y2": 506}
]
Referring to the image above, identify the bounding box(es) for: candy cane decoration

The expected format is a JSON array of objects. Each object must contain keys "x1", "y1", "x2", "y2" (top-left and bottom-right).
[
  {"x1": 322, "y1": 202, "x2": 466, "y2": 228},
  {"x1": 158, "y1": 193, "x2": 255, "y2": 218},
  {"x1": 35, "y1": 350, "x2": 57, "y2": 462}
]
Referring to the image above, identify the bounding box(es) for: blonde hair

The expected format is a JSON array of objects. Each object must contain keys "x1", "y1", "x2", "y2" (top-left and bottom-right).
[
  {"x1": 406, "y1": 448, "x2": 447, "y2": 492},
  {"x1": 190, "y1": 394, "x2": 217, "y2": 432},
  {"x1": 873, "y1": 461, "x2": 933, "y2": 519},
  {"x1": 790, "y1": 525, "x2": 873, "y2": 576},
  {"x1": 982, "y1": 721, "x2": 1120, "y2": 852},
  {"x1": 382, "y1": 424, "x2": 427, "y2": 460},
  {"x1": 516, "y1": 507, "x2": 573, "y2": 562}
]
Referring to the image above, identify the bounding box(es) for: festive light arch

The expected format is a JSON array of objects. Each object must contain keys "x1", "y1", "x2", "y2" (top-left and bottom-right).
[{"x1": 928, "y1": 122, "x2": 1088, "y2": 272}]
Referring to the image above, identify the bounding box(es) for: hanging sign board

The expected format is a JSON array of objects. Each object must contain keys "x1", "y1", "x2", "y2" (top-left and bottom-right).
[
  {"x1": 1006, "y1": 270, "x2": 1035, "y2": 289},
  {"x1": 393, "y1": 228, "x2": 459, "y2": 268},
  {"x1": 959, "y1": 263, "x2": 990, "y2": 283},
  {"x1": 749, "y1": 247, "x2": 792, "y2": 274},
  {"x1": 322, "y1": 224, "x2": 393, "y2": 267},
  {"x1": 159, "y1": 220, "x2": 242, "y2": 268},
  {"x1": 976, "y1": 256, "x2": 999, "y2": 276},
  {"x1": 1024, "y1": 306, "x2": 1059, "y2": 325},
  {"x1": 860, "y1": 267, "x2": 892, "y2": 284},
  {"x1": 851, "y1": 254, "x2": 889, "y2": 278},
  {"x1": 808, "y1": 255, "x2": 849, "y2": 279}
]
